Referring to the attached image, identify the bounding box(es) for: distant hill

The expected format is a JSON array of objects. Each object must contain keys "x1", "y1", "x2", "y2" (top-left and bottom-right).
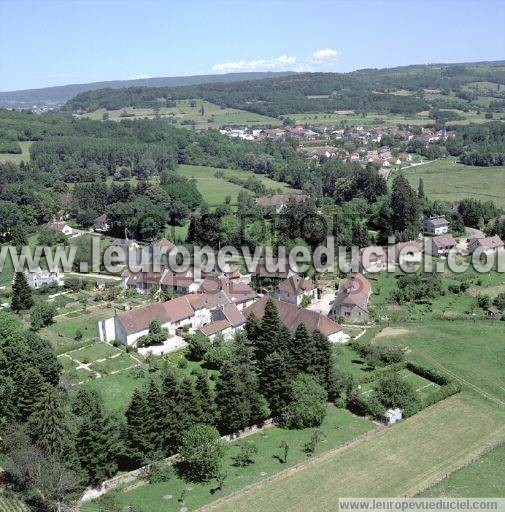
[
  {"x1": 62, "y1": 60, "x2": 505, "y2": 118},
  {"x1": 0, "y1": 71, "x2": 296, "y2": 110}
]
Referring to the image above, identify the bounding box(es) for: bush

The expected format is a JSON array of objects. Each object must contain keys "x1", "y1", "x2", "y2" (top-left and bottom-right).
[
  {"x1": 282, "y1": 374, "x2": 327, "y2": 429},
  {"x1": 348, "y1": 393, "x2": 385, "y2": 420},
  {"x1": 187, "y1": 333, "x2": 211, "y2": 361},
  {"x1": 179, "y1": 424, "x2": 226, "y2": 483},
  {"x1": 374, "y1": 373, "x2": 417, "y2": 409},
  {"x1": 148, "y1": 463, "x2": 174, "y2": 484},
  {"x1": 30, "y1": 302, "x2": 56, "y2": 330},
  {"x1": 406, "y1": 362, "x2": 450, "y2": 386}
]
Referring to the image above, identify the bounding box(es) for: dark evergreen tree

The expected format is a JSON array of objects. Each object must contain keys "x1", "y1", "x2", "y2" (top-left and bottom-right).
[
  {"x1": 125, "y1": 388, "x2": 150, "y2": 465},
  {"x1": 143, "y1": 379, "x2": 165, "y2": 460},
  {"x1": 260, "y1": 351, "x2": 291, "y2": 414},
  {"x1": 178, "y1": 377, "x2": 199, "y2": 436},
  {"x1": 159, "y1": 368, "x2": 181, "y2": 454},
  {"x1": 311, "y1": 330, "x2": 333, "y2": 390},
  {"x1": 27, "y1": 387, "x2": 73, "y2": 459},
  {"x1": 11, "y1": 272, "x2": 33, "y2": 312},
  {"x1": 390, "y1": 173, "x2": 420, "y2": 233},
  {"x1": 289, "y1": 323, "x2": 313, "y2": 375},
  {"x1": 195, "y1": 371, "x2": 217, "y2": 427},
  {"x1": 255, "y1": 299, "x2": 281, "y2": 365},
  {"x1": 418, "y1": 178, "x2": 425, "y2": 199},
  {"x1": 16, "y1": 367, "x2": 47, "y2": 422},
  {"x1": 77, "y1": 399, "x2": 121, "y2": 484}
]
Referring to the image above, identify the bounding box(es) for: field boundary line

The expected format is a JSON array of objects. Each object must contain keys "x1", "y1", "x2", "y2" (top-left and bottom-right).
[
  {"x1": 410, "y1": 435, "x2": 505, "y2": 497},
  {"x1": 195, "y1": 424, "x2": 385, "y2": 511}
]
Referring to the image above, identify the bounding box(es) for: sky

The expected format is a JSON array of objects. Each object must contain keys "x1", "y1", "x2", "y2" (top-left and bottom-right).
[{"x1": 1, "y1": 0, "x2": 504, "y2": 91}]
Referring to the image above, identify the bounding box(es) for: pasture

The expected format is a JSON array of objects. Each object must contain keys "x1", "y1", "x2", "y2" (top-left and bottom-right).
[
  {"x1": 76, "y1": 100, "x2": 281, "y2": 128},
  {"x1": 177, "y1": 164, "x2": 292, "y2": 205},
  {"x1": 371, "y1": 320, "x2": 505, "y2": 407},
  {"x1": 0, "y1": 140, "x2": 32, "y2": 164},
  {"x1": 420, "y1": 442, "x2": 505, "y2": 497},
  {"x1": 402, "y1": 158, "x2": 505, "y2": 208},
  {"x1": 208, "y1": 395, "x2": 505, "y2": 512}
]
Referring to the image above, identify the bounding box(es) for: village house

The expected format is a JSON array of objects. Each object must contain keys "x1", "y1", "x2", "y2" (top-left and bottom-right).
[
  {"x1": 390, "y1": 240, "x2": 423, "y2": 266},
  {"x1": 351, "y1": 246, "x2": 387, "y2": 273},
  {"x1": 24, "y1": 266, "x2": 63, "y2": 289},
  {"x1": 243, "y1": 297, "x2": 348, "y2": 343},
  {"x1": 198, "y1": 275, "x2": 258, "y2": 310},
  {"x1": 110, "y1": 238, "x2": 141, "y2": 265},
  {"x1": 48, "y1": 221, "x2": 73, "y2": 236},
  {"x1": 330, "y1": 273, "x2": 371, "y2": 324},
  {"x1": 92, "y1": 214, "x2": 110, "y2": 232},
  {"x1": 423, "y1": 216, "x2": 449, "y2": 235},
  {"x1": 255, "y1": 193, "x2": 309, "y2": 214},
  {"x1": 275, "y1": 275, "x2": 317, "y2": 306},
  {"x1": 121, "y1": 267, "x2": 201, "y2": 295},
  {"x1": 468, "y1": 235, "x2": 504, "y2": 255},
  {"x1": 426, "y1": 234, "x2": 457, "y2": 257},
  {"x1": 97, "y1": 291, "x2": 245, "y2": 348},
  {"x1": 251, "y1": 257, "x2": 298, "y2": 283}
]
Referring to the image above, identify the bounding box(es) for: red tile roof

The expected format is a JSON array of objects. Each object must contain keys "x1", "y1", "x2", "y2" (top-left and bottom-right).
[
  {"x1": 243, "y1": 298, "x2": 342, "y2": 337},
  {"x1": 278, "y1": 275, "x2": 315, "y2": 295}
]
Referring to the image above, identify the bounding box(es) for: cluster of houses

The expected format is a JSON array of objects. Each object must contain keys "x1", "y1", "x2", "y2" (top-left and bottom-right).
[{"x1": 98, "y1": 255, "x2": 347, "y2": 353}]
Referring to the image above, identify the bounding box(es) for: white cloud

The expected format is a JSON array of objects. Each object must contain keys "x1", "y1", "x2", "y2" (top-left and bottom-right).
[
  {"x1": 211, "y1": 55, "x2": 297, "y2": 74},
  {"x1": 311, "y1": 48, "x2": 337, "y2": 63},
  {"x1": 129, "y1": 75, "x2": 151, "y2": 80}
]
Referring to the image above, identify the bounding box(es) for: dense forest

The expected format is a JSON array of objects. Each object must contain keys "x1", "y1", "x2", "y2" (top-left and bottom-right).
[{"x1": 65, "y1": 62, "x2": 505, "y2": 116}]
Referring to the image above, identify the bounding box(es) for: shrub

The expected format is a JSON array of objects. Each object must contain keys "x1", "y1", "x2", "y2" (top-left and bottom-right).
[
  {"x1": 148, "y1": 463, "x2": 174, "y2": 484},
  {"x1": 187, "y1": 333, "x2": 211, "y2": 361},
  {"x1": 374, "y1": 373, "x2": 417, "y2": 409},
  {"x1": 282, "y1": 374, "x2": 327, "y2": 429}
]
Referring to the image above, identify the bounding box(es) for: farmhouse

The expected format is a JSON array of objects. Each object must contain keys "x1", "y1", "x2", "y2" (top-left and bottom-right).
[
  {"x1": 486, "y1": 305, "x2": 502, "y2": 319},
  {"x1": 24, "y1": 266, "x2": 63, "y2": 289},
  {"x1": 121, "y1": 267, "x2": 201, "y2": 295},
  {"x1": 468, "y1": 235, "x2": 504, "y2": 255},
  {"x1": 47, "y1": 221, "x2": 73, "y2": 236},
  {"x1": 426, "y1": 234, "x2": 457, "y2": 257},
  {"x1": 98, "y1": 292, "x2": 245, "y2": 347},
  {"x1": 351, "y1": 246, "x2": 387, "y2": 273},
  {"x1": 330, "y1": 273, "x2": 371, "y2": 324},
  {"x1": 390, "y1": 240, "x2": 423, "y2": 265},
  {"x1": 198, "y1": 275, "x2": 258, "y2": 310},
  {"x1": 244, "y1": 297, "x2": 347, "y2": 343},
  {"x1": 423, "y1": 216, "x2": 449, "y2": 235},
  {"x1": 255, "y1": 194, "x2": 309, "y2": 214},
  {"x1": 275, "y1": 275, "x2": 317, "y2": 306}
]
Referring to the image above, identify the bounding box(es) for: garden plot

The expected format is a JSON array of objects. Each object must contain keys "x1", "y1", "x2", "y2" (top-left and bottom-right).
[{"x1": 58, "y1": 342, "x2": 141, "y2": 384}]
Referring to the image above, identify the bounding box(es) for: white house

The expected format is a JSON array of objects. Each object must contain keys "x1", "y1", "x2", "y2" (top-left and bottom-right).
[
  {"x1": 97, "y1": 292, "x2": 245, "y2": 348},
  {"x1": 24, "y1": 267, "x2": 63, "y2": 289},
  {"x1": 423, "y1": 217, "x2": 449, "y2": 235}
]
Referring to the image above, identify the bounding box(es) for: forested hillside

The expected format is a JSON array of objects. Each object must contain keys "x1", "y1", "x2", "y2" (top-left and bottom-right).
[{"x1": 65, "y1": 61, "x2": 505, "y2": 116}]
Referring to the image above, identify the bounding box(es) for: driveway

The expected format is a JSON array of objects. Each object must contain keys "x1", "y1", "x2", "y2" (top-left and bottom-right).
[{"x1": 307, "y1": 286, "x2": 336, "y2": 315}]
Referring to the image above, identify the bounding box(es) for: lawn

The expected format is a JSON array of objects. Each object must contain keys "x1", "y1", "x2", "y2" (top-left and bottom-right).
[
  {"x1": 286, "y1": 111, "x2": 432, "y2": 127},
  {"x1": 177, "y1": 164, "x2": 292, "y2": 206},
  {"x1": 40, "y1": 307, "x2": 114, "y2": 350},
  {"x1": 83, "y1": 407, "x2": 375, "y2": 512},
  {"x1": 80, "y1": 367, "x2": 148, "y2": 414},
  {"x1": 402, "y1": 157, "x2": 505, "y2": 208},
  {"x1": 65, "y1": 342, "x2": 121, "y2": 363},
  {"x1": 89, "y1": 352, "x2": 140, "y2": 374},
  {"x1": 419, "y1": 442, "x2": 505, "y2": 497},
  {"x1": 0, "y1": 490, "x2": 29, "y2": 511},
  {"x1": 371, "y1": 320, "x2": 505, "y2": 406},
  {"x1": 209, "y1": 394, "x2": 505, "y2": 512},
  {"x1": 75, "y1": 100, "x2": 281, "y2": 128},
  {"x1": 0, "y1": 140, "x2": 32, "y2": 164}
]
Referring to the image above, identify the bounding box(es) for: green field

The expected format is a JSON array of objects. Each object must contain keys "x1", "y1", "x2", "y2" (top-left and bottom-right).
[
  {"x1": 83, "y1": 407, "x2": 375, "y2": 512},
  {"x1": 0, "y1": 141, "x2": 32, "y2": 164},
  {"x1": 76, "y1": 100, "x2": 281, "y2": 128},
  {"x1": 402, "y1": 158, "x2": 505, "y2": 208},
  {"x1": 420, "y1": 442, "x2": 505, "y2": 497},
  {"x1": 0, "y1": 490, "x2": 29, "y2": 512},
  {"x1": 371, "y1": 320, "x2": 505, "y2": 407},
  {"x1": 209, "y1": 395, "x2": 505, "y2": 512},
  {"x1": 287, "y1": 111, "x2": 432, "y2": 127},
  {"x1": 40, "y1": 307, "x2": 113, "y2": 350},
  {"x1": 177, "y1": 164, "x2": 292, "y2": 205}
]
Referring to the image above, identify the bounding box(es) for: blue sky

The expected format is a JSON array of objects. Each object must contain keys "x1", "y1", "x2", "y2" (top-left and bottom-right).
[{"x1": 1, "y1": 0, "x2": 504, "y2": 91}]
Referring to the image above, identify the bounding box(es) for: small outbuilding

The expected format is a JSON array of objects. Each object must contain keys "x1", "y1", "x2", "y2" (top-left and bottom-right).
[{"x1": 385, "y1": 408, "x2": 403, "y2": 425}]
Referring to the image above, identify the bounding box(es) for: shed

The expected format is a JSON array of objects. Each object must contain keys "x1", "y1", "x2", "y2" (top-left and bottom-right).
[{"x1": 385, "y1": 408, "x2": 403, "y2": 425}]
